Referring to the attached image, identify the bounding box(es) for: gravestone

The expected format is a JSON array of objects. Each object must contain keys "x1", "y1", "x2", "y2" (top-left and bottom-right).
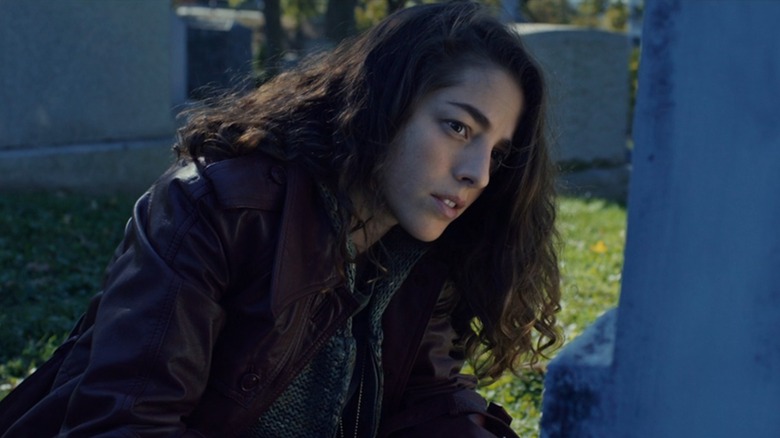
[
  {"x1": 515, "y1": 24, "x2": 629, "y2": 165},
  {"x1": 541, "y1": 1, "x2": 780, "y2": 437},
  {"x1": 0, "y1": 0, "x2": 176, "y2": 194},
  {"x1": 515, "y1": 24, "x2": 630, "y2": 200},
  {"x1": 177, "y1": 9, "x2": 254, "y2": 99}
]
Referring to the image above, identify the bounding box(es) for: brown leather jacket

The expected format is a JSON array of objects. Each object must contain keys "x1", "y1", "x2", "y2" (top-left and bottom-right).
[{"x1": 0, "y1": 153, "x2": 517, "y2": 437}]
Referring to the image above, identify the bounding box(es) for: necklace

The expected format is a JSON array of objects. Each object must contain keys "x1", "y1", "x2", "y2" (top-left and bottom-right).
[{"x1": 339, "y1": 358, "x2": 366, "y2": 438}]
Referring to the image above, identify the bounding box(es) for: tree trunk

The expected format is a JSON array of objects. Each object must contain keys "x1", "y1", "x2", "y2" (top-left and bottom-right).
[
  {"x1": 263, "y1": 0, "x2": 283, "y2": 75},
  {"x1": 387, "y1": 0, "x2": 405, "y2": 14},
  {"x1": 325, "y1": 0, "x2": 357, "y2": 43}
]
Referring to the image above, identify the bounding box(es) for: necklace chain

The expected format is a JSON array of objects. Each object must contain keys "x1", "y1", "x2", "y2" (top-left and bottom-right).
[{"x1": 339, "y1": 359, "x2": 367, "y2": 438}]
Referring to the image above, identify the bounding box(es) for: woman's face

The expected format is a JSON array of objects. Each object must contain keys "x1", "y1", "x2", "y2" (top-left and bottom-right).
[{"x1": 378, "y1": 64, "x2": 524, "y2": 242}]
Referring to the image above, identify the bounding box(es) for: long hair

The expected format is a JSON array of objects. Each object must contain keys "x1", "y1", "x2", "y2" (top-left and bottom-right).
[{"x1": 176, "y1": 1, "x2": 561, "y2": 381}]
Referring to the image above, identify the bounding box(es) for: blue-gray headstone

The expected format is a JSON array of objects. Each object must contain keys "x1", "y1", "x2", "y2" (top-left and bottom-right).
[
  {"x1": 183, "y1": 16, "x2": 253, "y2": 99},
  {"x1": 542, "y1": 1, "x2": 780, "y2": 437}
]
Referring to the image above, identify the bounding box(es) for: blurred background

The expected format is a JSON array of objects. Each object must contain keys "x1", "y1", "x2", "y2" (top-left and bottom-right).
[{"x1": 0, "y1": 0, "x2": 641, "y2": 196}]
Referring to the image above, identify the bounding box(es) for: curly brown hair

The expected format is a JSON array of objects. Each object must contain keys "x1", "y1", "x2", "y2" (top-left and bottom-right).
[{"x1": 176, "y1": 1, "x2": 561, "y2": 382}]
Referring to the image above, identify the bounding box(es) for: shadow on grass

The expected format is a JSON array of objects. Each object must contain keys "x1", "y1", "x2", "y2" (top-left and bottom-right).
[
  {"x1": 557, "y1": 162, "x2": 631, "y2": 208},
  {"x1": 0, "y1": 191, "x2": 137, "y2": 398}
]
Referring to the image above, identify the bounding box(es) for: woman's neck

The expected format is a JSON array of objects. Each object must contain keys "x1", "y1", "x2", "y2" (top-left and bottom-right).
[{"x1": 349, "y1": 192, "x2": 396, "y2": 254}]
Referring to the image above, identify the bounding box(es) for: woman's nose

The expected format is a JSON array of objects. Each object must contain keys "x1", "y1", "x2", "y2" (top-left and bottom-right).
[{"x1": 454, "y1": 142, "x2": 491, "y2": 189}]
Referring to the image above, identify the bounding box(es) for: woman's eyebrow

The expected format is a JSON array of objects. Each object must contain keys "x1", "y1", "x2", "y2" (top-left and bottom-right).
[{"x1": 446, "y1": 101, "x2": 491, "y2": 130}]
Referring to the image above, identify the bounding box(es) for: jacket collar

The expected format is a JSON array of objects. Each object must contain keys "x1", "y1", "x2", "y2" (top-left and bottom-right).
[{"x1": 269, "y1": 162, "x2": 342, "y2": 316}]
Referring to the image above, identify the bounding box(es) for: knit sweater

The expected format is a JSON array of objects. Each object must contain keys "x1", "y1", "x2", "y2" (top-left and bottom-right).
[{"x1": 244, "y1": 187, "x2": 427, "y2": 437}]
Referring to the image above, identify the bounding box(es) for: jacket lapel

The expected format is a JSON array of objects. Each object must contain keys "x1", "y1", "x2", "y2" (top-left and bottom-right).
[{"x1": 269, "y1": 162, "x2": 342, "y2": 317}]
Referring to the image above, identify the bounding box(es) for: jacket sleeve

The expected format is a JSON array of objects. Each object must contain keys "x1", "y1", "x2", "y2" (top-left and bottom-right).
[
  {"x1": 59, "y1": 166, "x2": 271, "y2": 437},
  {"x1": 380, "y1": 283, "x2": 519, "y2": 438}
]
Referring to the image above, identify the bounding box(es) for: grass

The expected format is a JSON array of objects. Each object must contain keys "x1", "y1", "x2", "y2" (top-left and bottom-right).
[
  {"x1": 0, "y1": 192, "x2": 137, "y2": 397},
  {"x1": 0, "y1": 191, "x2": 626, "y2": 436},
  {"x1": 479, "y1": 196, "x2": 627, "y2": 436}
]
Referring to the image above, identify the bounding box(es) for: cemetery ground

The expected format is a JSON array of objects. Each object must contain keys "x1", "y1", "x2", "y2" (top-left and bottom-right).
[{"x1": 0, "y1": 190, "x2": 626, "y2": 436}]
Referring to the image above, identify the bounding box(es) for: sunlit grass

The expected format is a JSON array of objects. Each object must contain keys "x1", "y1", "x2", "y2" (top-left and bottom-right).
[{"x1": 481, "y1": 196, "x2": 626, "y2": 436}]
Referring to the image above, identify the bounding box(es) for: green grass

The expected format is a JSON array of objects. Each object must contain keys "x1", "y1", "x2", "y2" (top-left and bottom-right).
[
  {"x1": 0, "y1": 192, "x2": 137, "y2": 397},
  {"x1": 478, "y1": 196, "x2": 627, "y2": 436},
  {"x1": 0, "y1": 192, "x2": 626, "y2": 436}
]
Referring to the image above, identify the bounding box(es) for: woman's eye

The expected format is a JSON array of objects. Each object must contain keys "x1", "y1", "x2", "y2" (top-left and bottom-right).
[{"x1": 446, "y1": 120, "x2": 468, "y2": 137}]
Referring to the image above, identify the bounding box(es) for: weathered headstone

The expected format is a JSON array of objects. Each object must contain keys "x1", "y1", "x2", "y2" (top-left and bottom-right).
[
  {"x1": 515, "y1": 24, "x2": 629, "y2": 165},
  {"x1": 541, "y1": 1, "x2": 780, "y2": 437},
  {"x1": 178, "y1": 9, "x2": 254, "y2": 99},
  {"x1": 515, "y1": 24, "x2": 630, "y2": 199},
  {"x1": 0, "y1": 0, "x2": 176, "y2": 193}
]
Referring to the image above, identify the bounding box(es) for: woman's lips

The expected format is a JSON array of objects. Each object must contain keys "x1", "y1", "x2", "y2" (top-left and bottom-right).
[{"x1": 432, "y1": 194, "x2": 463, "y2": 219}]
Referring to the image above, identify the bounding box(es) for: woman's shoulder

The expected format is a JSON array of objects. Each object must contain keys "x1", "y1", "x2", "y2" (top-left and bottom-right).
[
  {"x1": 129, "y1": 152, "x2": 298, "y2": 288},
  {"x1": 201, "y1": 152, "x2": 290, "y2": 212},
  {"x1": 157, "y1": 151, "x2": 291, "y2": 214}
]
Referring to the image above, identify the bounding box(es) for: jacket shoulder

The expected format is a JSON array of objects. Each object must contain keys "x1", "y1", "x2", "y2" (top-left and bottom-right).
[
  {"x1": 163, "y1": 153, "x2": 288, "y2": 211},
  {"x1": 203, "y1": 153, "x2": 289, "y2": 211}
]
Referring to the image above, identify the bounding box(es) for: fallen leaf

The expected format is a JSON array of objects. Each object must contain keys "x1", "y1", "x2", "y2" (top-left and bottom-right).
[{"x1": 590, "y1": 240, "x2": 608, "y2": 254}]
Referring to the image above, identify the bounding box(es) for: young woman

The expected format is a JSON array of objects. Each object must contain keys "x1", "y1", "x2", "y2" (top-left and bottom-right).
[{"x1": 0, "y1": 2, "x2": 561, "y2": 437}]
